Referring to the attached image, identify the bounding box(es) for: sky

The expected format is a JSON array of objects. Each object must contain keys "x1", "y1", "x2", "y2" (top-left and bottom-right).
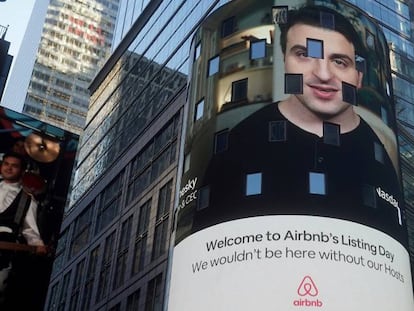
[
  {"x1": 0, "y1": 0, "x2": 36, "y2": 57},
  {"x1": 0, "y1": 0, "x2": 48, "y2": 112}
]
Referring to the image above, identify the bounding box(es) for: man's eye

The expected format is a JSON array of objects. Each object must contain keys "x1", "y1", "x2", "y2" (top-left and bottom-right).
[
  {"x1": 333, "y1": 58, "x2": 348, "y2": 67},
  {"x1": 295, "y1": 50, "x2": 307, "y2": 57}
]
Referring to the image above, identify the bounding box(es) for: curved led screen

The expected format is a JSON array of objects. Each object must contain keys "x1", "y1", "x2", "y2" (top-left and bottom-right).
[{"x1": 167, "y1": 1, "x2": 414, "y2": 309}]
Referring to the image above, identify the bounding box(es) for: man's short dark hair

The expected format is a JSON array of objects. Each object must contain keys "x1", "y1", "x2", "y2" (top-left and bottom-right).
[
  {"x1": 279, "y1": 5, "x2": 365, "y2": 59},
  {"x1": 2, "y1": 151, "x2": 28, "y2": 171}
]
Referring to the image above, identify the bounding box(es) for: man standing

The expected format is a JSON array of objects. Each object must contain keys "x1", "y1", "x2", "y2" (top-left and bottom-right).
[{"x1": 0, "y1": 151, "x2": 46, "y2": 302}]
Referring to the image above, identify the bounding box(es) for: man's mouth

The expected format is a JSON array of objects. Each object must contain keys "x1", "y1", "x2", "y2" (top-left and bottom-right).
[{"x1": 309, "y1": 84, "x2": 339, "y2": 99}]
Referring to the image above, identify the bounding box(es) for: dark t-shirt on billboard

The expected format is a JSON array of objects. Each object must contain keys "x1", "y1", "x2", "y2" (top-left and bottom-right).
[{"x1": 191, "y1": 102, "x2": 405, "y2": 242}]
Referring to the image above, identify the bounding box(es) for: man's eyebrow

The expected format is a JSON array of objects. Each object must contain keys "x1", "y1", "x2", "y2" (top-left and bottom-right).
[
  {"x1": 289, "y1": 44, "x2": 307, "y2": 52},
  {"x1": 329, "y1": 53, "x2": 355, "y2": 65}
]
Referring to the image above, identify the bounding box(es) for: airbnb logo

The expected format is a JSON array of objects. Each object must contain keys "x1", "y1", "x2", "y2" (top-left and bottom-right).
[
  {"x1": 293, "y1": 276, "x2": 323, "y2": 308},
  {"x1": 297, "y1": 276, "x2": 318, "y2": 296}
]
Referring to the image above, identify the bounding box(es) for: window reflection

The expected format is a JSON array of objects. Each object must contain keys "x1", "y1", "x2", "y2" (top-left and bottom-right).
[
  {"x1": 246, "y1": 172, "x2": 262, "y2": 196},
  {"x1": 250, "y1": 39, "x2": 266, "y2": 59},
  {"x1": 309, "y1": 172, "x2": 326, "y2": 195},
  {"x1": 208, "y1": 55, "x2": 220, "y2": 76}
]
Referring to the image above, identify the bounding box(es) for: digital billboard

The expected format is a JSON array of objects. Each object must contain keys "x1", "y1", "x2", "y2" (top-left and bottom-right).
[
  {"x1": 0, "y1": 107, "x2": 78, "y2": 309},
  {"x1": 167, "y1": 0, "x2": 414, "y2": 310}
]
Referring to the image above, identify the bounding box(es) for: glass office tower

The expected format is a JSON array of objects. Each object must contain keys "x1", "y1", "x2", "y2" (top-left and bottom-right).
[
  {"x1": 21, "y1": 0, "x2": 119, "y2": 134},
  {"x1": 45, "y1": 0, "x2": 414, "y2": 310}
]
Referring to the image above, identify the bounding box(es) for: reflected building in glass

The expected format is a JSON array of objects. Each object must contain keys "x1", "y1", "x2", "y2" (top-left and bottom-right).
[{"x1": 44, "y1": 0, "x2": 414, "y2": 310}]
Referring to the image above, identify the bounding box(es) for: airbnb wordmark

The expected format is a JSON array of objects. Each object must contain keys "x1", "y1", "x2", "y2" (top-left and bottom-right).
[{"x1": 293, "y1": 276, "x2": 323, "y2": 307}]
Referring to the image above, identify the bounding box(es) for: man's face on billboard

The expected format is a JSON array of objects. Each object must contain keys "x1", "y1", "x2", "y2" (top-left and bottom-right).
[{"x1": 284, "y1": 23, "x2": 363, "y2": 119}]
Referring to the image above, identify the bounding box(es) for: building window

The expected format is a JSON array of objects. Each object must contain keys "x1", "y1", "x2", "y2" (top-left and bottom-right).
[
  {"x1": 68, "y1": 259, "x2": 85, "y2": 311},
  {"x1": 307, "y1": 38, "x2": 324, "y2": 59},
  {"x1": 221, "y1": 16, "x2": 236, "y2": 37},
  {"x1": 194, "y1": 42, "x2": 201, "y2": 61},
  {"x1": 70, "y1": 202, "x2": 93, "y2": 258},
  {"x1": 145, "y1": 274, "x2": 163, "y2": 311},
  {"x1": 285, "y1": 73, "x2": 303, "y2": 94},
  {"x1": 208, "y1": 55, "x2": 220, "y2": 76},
  {"x1": 152, "y1": 181, "x2": 172, "y2": 261},
  {"x1": 113, "y1": 216, "x2": 132, "y2": 289},
  {"x1": 197, "y1": 186, "x2": 210, "y2": 211},
  {"x1": 374, "y1": 142, "x2": 385, "y2": 164},
  {"x1": 366, "y1": 29, "x2": 375, "y2": 48},
  {"x1": 231, "y1": 78, "x2": 248, "y2": 102},
  {"x1": 381, "y1": 106, "x2": 389, "y2": 125},
  {"x1": 323, "y1": 122, "x2": 340, "y2": 146},
  {"x1": 309, "y1": 172, "x2": 326, "y2": 195},
  {"x1": 47, "y1": 283, "x2": 59, "y2": 311},
  {"x1": 184, "y1": 153, "x2": 191, "y2": 173},
  {"x1": 108, "y1": 304, "x2": 121, "y2": 311},
  {"x1": 81, "y1": 246, "x2": 100, "y2": 311},
  {"x1": 132, "y1": 200, "x2": 151, "y2": 275},
  {"x1": 51, "y1": 229, "x2": 68, "y2": 277},
  {"x1": 362, "y1": 184, "x2": 377, "y2": 208},
  {"x1": 272, "y1": 6, "x2": 288, "y2": 24},
  {"x1": 57, "y1": 271, "x2": 71, "y2": 310},
  {"x1": 342, "y1": 81, "x2": 357, "y2": 105},
  {"x1": 127, "y1": 290, "x2": 141, "y2": 311},
  {"x1": 96, "y1": 173, "x2": 123, "y2": 234},
  {"x1": 269, "y1": 121, "x2": 287, "y2": 142},
  {"x1": 97, "y1": 231, "x2": 116, "y2": 302},
  {"x1": 214, "y1": 130, "x2": 229, "y2": 154},
  {"x1": 250, "y1": 39, "x2": 266, "y2": 60},
  {"x1": 195, "y1": 98, "x2": 204, "y2": 121},
  {"x1": 246, "y1": 172, "x2": 262, "y2": 196}
]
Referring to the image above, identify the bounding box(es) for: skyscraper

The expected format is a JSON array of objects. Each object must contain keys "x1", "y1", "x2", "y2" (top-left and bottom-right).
[
  {"x1": 44, "y1": 0, "x2": 414, "y2": 310},
  {"x1": 0, "y1": 24, "x2": 12, "y2": 100},
  {"x1": 20, "y1": 0, "x2": 120, "y2": 134},
  {"x1": 344, "y1": 0, "x2": 414, "y2": 275}
]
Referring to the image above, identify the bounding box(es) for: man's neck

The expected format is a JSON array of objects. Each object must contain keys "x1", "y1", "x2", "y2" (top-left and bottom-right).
[{"x1": 278, "y1": 98, "x2": 360, "y2": 137}]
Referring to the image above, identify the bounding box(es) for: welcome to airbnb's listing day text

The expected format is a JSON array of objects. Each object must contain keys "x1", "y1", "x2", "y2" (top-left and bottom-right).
[{"x1": 190, "y1": 229, "x2": 404, "y2": 282}]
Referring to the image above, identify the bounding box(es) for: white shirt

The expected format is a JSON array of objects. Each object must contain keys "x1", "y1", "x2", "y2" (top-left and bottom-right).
[{"x1": 0, "y1": 181, "x2": 44, "y2": 246}]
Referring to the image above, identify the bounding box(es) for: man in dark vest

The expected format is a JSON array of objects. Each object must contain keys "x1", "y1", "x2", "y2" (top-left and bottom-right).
[{"x1": 0, "y1": 151, "x2": 46, "y2": 302}]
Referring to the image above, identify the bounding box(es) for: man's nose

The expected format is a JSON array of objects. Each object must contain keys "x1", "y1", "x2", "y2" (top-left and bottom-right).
[{"x1": 312, "y1": 59, "x2": 334, "y2": 82}]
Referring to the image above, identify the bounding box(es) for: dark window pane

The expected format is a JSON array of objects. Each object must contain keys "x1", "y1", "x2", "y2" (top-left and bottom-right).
[
  {"x1": 221, "y1": 16, "x2": 236, "y2": 37},
  {"x1": 374, "y1": 142, "x2": 385, "y2": 164},
  {"x1": 342, "y1": 81, "x2": 357, "y2": 105},
  {"x1": 231, "y1": 78, "x2": 248, "y2": 102},
  {"x1": 355, "y1": 55, "x2": 366, "y2": 74},
  {"x1": 145, "y1": 274, "x2": 163, "y2": 311},
  {"x1": 381, "y1": 106, "x2": 389, "y2": 125},
  {"x1": 362, "y1": 184, "x2": 377, "y2": 208},
  {"x1": 127, "y1": 290, "x2": 140, "y2": 311},
  {"x1": 320, "y1": 12, "x2": 335, "y2": 29},
  {"x1": 285, "y1": 74, "x2": 303, "y2": 94},
  {"x1": 214, "y1": 130, "x2": 229, "y2": 153},
  {"x1": 323, "y1": 122, "x2": 340, "y2": 146},
  {"x1": 197, "y1": 186, "x2": 210, "y2": 210},
  {"x1": 269, "y1": 121, "x2": 287, "y2": 142},
  {"x1": 132, "y1": 236, "x2": 147, "y2": 274}
]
